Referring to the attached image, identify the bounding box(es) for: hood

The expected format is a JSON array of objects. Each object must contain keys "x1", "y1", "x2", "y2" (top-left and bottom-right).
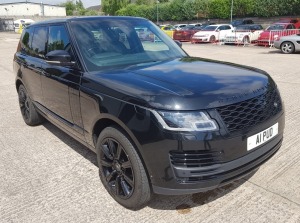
[{"x1": 83, "y1": 57, "x2": 274, "y2": 111}]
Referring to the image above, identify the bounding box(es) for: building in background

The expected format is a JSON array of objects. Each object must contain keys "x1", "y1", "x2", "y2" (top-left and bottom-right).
[{"x1": 0, "y1": 1, "x2": 66, "y2": 17}]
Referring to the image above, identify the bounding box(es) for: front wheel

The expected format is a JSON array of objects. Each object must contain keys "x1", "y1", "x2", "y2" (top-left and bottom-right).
[
  {"x1": 209, "y1": 35, "x2": 216, "y2": 43},
  {"x1": 96, "y1": 126, "x2": 151, "y2": 210},
  {"x1": 18, "y1": 84, "x2": 44, "y2": 126},
  {"x1": 281, "y1": 41, "x2": 295, "y2": 54}
]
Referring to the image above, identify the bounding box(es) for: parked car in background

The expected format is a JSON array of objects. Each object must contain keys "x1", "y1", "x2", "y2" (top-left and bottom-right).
[
  {"x1": 189, "y1": 23, "x2": 202, "y2": 27},
  {"x1": 257, "y1": 23, "x2": 298, "y2": 46},
  {"x1": 196, "y1": 23, "x2": 216, "y2": 30},
  {"x1": 161, "y1": 25, "x2": 175, "y2": 38},
  {"x1": 174, "y1": 24, "x2": 187, "y2": 30},
  {"x1": 173, "y1": 25, "x2": 202, "y2": 42},
  {"x1": 278, "y1": 18, "x2": 300, "y2": 29},
  {"x1": 231, "y1": 19, "x2": 254, "y2": 27},
  {"x1": 135, "y1": 27, "x2": 150, "y2": 41},
  {"x1": 224, "y1": 24, "x2": 264, "y2": 44},
  {"x1": 191, "y1": 24, "x2": 233, "y2": 43},
  {"x1": 13, "y1": 19, "x2": 34, "y2": 33},
  {"x1": 274, "y1": 34, "x2": 300, "y2": 54}
]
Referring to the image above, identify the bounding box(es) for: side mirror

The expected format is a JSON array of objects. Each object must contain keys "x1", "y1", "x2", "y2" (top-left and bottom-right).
[
  {"x1": 216, "y1": 29, "x2": 220, "y2": 32},
  {"x1": 174, "y1": 40, "x2": 182, "y2": 48},
  {"x1": 45, "y1": 50, "x2": 75, "y2": 66}
]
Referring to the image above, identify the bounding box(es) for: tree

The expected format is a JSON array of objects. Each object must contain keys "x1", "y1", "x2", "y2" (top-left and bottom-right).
[
  {"x1": 102, "y1": 0, "x2": 130, "y2": 15},
  {"x1": 61, "y1": 1, "x2": 76, "y2": 16}
]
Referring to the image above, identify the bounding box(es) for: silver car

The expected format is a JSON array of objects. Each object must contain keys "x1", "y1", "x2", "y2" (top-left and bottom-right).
[{"x1": 274, "y1": 34, "x2": 300, "y2": 54}]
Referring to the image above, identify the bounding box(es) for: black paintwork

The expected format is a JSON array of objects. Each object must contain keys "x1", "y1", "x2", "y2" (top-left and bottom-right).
[{"x1": 13, "y1": 16, "x2": 284, "y2": 195}]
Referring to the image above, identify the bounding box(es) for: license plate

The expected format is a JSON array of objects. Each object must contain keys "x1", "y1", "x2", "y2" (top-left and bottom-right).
[{"x1": 247, "y1": 123, "x2": 278, "y2": 151}]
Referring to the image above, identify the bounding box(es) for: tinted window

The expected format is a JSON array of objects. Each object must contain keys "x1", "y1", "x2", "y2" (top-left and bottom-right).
[
  {"x1": 31, "y1": 26, "x2": 48, "y2": 58},
  {"x1": 286, "y1": 24, "x2": 295, "y2": 29},
  {"x1": 48, "y1": 25, "x2": 70, "y2": 52},
  {"x1": 21, "y1": 26, "x2": 33, "y2": 54}
]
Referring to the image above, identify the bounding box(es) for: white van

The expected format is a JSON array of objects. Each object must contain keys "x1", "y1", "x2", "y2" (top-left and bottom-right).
[{"x1": 13, "y1": 19, "x2": 35, "y2": 33}]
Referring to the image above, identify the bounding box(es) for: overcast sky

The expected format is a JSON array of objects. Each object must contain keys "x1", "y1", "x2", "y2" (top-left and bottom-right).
[{"x1": 0, "y1": 0, "x2": 101, "y2": 8}]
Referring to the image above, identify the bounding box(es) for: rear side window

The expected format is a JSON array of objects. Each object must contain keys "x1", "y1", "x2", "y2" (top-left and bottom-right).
[
  {"x1": 48, "y1": 25, "x2": 70, "y2": 52},
  {"x1": 21, "y1": 27, "x2": 34, "y2": 54},
  {"x1": 31, "y1": 26, "x2": 48, "y2": 58}
]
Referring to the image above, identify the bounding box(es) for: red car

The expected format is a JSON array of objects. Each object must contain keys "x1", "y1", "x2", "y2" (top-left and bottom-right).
[
  {"x1": 173, "y1": 25, "x2": 201, "y2": 42},
  {"x1": 257, "y1": 23, "x2": 298, "y2": 46},
  {"x1": 278, "y1": 18, "x2": 300, "y2": 28}
]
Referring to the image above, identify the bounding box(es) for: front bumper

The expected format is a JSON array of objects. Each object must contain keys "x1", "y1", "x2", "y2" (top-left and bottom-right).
[
  {"x1": 137, "y1": 111, "x2": 284, "y2": 195},
  {"x1": 191, "y1": 37, "x2": 210, "y2": 43},
  {"x1": 153, "y1": 135, "x2": 282, "y2": 195},
  {"x1": 273, "y1": 41, "x2": 281, "y2": 49}
]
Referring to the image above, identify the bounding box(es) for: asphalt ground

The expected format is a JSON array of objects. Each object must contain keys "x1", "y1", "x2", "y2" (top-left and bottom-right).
[{"x1": 0, "y1": 32, "x2": 300, "y2": 222}]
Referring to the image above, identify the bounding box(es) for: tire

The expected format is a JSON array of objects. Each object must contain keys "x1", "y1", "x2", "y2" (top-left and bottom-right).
[
  {"x1": 209, "y1": 35, "x2": 216, "y2": 43},
  {"x1": 96, "y1": 126, "x2": 151, "y2": 210},
  {"x1": 243, "y1": 36, "x2": 250, "y2": 44},
  {"x1": 281, "y1": 41, "x2": 295, "y2": 54},
  {"x1": 18, "y1": 85, "x2": 44, "y2": 126}
]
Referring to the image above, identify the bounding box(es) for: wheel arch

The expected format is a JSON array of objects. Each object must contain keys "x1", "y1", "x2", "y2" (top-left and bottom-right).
[
  {"x1": 92, "y1": 117, "x2": 153, "y2": 185},
  {"x1": 15, "y1": 79, "x2": 23, "y2": 91}
]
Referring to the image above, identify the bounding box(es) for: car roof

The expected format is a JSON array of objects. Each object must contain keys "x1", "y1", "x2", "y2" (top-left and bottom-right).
[
  {"x1": 272, "y1": 22, "x2": 292, "y2": 25},
  {"x1": 236, "y1": 24, "x2": 262, "y2": 27},
  {"x1": 27, "y1": 16, "x2": 147, "y2": 26}
]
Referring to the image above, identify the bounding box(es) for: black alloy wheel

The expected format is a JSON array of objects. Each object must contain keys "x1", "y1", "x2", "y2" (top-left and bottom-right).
[
  {"x1": 18, "y1": 85, "x2": 44, "y2": 126},
  {"x1": 96, "y1": 127, "x2": 151, "y2": 209},
  {"x1": 100, "y1": 137, "x2": 134, "y2": 199}
]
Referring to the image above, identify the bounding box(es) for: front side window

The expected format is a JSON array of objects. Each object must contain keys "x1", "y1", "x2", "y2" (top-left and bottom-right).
[
  {"x1": 70, "y1": 18, "x2": 185, "y2": 71},
  {"x1": 48, "y1": 25, "x2": 70, "y2": 53},
  {"x1": 31, "y1": 26, "x2": 48, "y2": 58}
]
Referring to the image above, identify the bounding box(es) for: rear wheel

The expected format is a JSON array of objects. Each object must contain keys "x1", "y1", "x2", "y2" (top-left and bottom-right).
[
  {"x1": 96, "y1": 126, "x2": 151, "y2": 210},
  {"x1": 18, "y1": 85, "x2": 44, "y2": 126},
  {"x1": 281, "y1": 41, "x2": 295, "y2": 54},
  {"x1": 243, "y1": 36, "x2": 250, "y2": 44}
]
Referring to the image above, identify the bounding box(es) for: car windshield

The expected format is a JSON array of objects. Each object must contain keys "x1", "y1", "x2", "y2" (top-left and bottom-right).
[
  {"x1": 70, "y1": 18, "x2": 186, "y2": 71},
  {"x1": 202, "y1": 26, "x2": 217, "y2": 31},
  {"x1": 267, "y1": 24, "x2": 285, "y2": 31}
]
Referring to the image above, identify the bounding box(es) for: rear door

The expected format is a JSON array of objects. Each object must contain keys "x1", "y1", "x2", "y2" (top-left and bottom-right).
[{"x1": 16, "y1": 26, "x2": 46, "y2": 104}]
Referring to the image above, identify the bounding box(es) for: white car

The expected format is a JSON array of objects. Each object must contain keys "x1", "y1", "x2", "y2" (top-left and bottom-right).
[
  {"x1": 224, "y1": 24, "x2": 264, "y2": 44},
  {"x1": 191, "y1": 24, "x2": 233, "y2": 43},
  {"x1": 174, "y1": 24, "x2": 188, "y2": 30}
]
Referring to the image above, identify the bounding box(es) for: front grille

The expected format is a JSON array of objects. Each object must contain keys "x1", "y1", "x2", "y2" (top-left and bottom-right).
[
  {"x1": 170, "y1": 150, "x2": 223, "y2": 168},
  {"x1": 217, "y1": 88, "x2": 282, "y2": 133}
]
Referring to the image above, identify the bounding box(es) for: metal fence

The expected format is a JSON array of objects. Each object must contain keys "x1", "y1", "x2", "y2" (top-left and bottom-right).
[
  {"x1": 257, "y1": 29, "x2": 300, "y2": 47},
  {"x1": 0, "y1": 18, "x2": 14, "y2": 32}
]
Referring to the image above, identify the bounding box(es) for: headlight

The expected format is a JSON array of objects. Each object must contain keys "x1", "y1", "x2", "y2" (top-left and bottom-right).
[{"x1": 152, "y1": 111, "x2": 218, "y2": 131}]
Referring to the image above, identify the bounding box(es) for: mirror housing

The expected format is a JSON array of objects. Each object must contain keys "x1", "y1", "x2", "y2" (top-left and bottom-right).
[{"x1": 45, "y1": 50, "x2": 74, "y2": 66}]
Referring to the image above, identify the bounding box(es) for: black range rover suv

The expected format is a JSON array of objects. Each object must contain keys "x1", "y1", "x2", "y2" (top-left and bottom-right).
[{"x1": 14, "y1": 16, "x2": 284, "y2": 209}]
